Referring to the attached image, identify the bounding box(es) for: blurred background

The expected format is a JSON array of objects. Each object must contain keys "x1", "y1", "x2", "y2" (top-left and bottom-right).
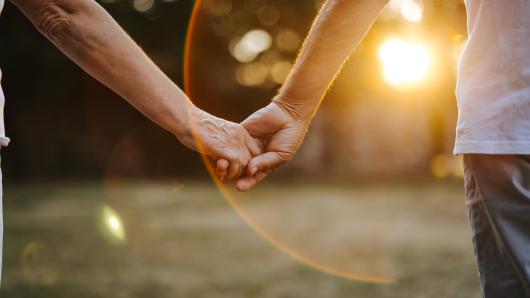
[{"x1": 0, "y1": 0, "x2": 479, "y2": 297}]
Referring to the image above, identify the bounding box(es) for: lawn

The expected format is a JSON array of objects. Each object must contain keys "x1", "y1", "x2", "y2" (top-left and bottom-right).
[{"x1": 0, "y1": 179, "x2": 480, "y2": 298}]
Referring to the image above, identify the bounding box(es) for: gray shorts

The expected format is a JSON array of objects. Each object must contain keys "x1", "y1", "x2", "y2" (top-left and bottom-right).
[
  {"x1": 464, "y1": 155, "x2": 530, "y2": 298},
  {"x1": 0, "y1": 155, "x2": 3, "y2": 285}
]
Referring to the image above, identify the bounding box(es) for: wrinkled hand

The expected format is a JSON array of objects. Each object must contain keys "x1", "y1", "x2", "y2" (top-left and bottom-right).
[
  {"x1": 217, "y1": 101, "x2": 310, "y2": 191},
  {"x1": 178, "y1": 106, "x2": 262, "y2": 181}
]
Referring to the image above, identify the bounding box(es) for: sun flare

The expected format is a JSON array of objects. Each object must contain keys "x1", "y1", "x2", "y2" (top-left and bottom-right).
[{"x1": 377, "y1": 37, "x2": 431, "y2": 87}]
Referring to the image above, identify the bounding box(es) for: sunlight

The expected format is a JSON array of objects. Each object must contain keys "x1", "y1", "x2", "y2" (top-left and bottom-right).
[
  {"x1": 377, "y1": 37, "x2": 431, "y2": 87},
  {"x1": 401, "y1": 0, "x2": 423, "y2": 23}
]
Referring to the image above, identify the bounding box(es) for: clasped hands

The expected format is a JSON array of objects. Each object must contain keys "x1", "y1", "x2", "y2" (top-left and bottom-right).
[{"x1": 179, "y1": 97, "x2": 310, "y2": 192}]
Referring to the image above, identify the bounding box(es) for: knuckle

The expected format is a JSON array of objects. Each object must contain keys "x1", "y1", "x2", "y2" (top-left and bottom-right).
[
  {"x1": 226, "y1": 153, "x2": 238, "y2": 162},
  {"x1": 229, "y1": 125, "x2": 246, "y2": 140},
  {"x1": 278, "y1": 152, "x2": 293, "y2": 162}
]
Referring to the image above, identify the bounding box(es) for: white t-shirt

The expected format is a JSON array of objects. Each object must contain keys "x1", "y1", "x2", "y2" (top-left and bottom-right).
[
  {"x1": 455, "y1": 0, "x2": 530, "y2": 154},
  {"x1": 0, "y1": 0, "x2": 9, "y2": 147}
]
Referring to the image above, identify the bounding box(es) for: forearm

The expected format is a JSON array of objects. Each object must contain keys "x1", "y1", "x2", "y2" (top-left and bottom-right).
[
  {"x1": 11, "y1": 0, "x2": 193, "y2": 137},
  {"x1": 277, "y1": 0, "x2": 389, "y2": 120}
]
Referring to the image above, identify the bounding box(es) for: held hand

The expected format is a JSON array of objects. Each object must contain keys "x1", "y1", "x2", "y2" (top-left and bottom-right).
[
  {"x1": 221, "y1": 100, "x2": 310, "y2": 191},
  {"x1": 178, "y1": 106, "x2": 262, "y2": 181}
]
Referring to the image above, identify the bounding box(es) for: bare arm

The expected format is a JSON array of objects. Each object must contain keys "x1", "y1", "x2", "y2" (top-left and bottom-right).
[
  {"x1": 277, "y1": 0, "x2": 390, "y2": 120},
  {"x1": 11, "y1": 0, "x2": 193, "y2": 136},
  {"x1": 11, "y1": 0, "x2": 261, "y2": 179},
  {"x1": 233, "y1": 0, "x2": 390, "y2": 191}
]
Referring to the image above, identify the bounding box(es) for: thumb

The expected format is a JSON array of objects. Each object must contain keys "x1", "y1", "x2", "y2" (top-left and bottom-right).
[
  {"x1": 247, "y1": 152, "x2": 286, "y2": 176},
  {"x1": 236, "y1": 169, "x2": 272, "y2": 192}
]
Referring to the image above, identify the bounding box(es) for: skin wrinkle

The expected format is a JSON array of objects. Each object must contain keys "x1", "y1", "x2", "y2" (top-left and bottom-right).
[
  {"x1": 34, "y1": 1, "x2": 71, "y2": 42},
  {"x1": 28, "y1": 1, "x2": 103, "y2": 69},
  {"x1": 273, "y1": 96, "x2": 312, "y2": 123}
]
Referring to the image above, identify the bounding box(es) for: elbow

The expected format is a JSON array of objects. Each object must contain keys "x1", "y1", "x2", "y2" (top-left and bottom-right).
[{"x1": 33, "y1": 2, "x2": 73, "y2": 44}]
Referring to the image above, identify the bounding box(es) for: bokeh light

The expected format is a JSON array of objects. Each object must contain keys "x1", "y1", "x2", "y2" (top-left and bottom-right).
[
  {"x1": 270, "y1": 60, "x2": 292, "y2": 84},
  {"x1": 230, "y1": 29, "x2": 272, "y2": 63},
  {"x1": 401, "y1": 0, "x2": 424, "y2": 23},
  {"x1": 132, "y1": 0, "x2": 155, "y2": 13},
  {"x1": 236, "y1": 62, "x2": 269, "y2": 86},
  {"x1": 385, "y1": 0, "x2": 424, "y2": 23},
  {"x1": 101, "y1": 205, "x2": 126, "y2": 243},
  {"x1": 377, "y1": 37, "x2": 431, "y2": 86},
  {"x1": 276, "y1": 28, "x2": 301, "y2": 53}
]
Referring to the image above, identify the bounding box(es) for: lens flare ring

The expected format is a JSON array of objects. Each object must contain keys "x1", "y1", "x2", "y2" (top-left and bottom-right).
[{"x1": 184, "y1": 0, "x2": 394, "y2": 284}]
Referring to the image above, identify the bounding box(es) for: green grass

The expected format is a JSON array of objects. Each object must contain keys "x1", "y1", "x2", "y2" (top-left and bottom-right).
[{"x1": 0, "y1": 180, "x2": 480, "y2": 298}]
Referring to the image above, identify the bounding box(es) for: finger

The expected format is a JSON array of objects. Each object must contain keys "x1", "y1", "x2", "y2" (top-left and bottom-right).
[
  {"x1": 227, "y1": 158, "x2": 242, "y2": 181},
  {"x1": 236, "y1": 170, "x2": 272, "y2": 192},
  {"x1": 235, "y1": 175, "x2": 256, "y2": 192},
  {"x1": 247, "y1": 152, "x2": 286, "y2": 176},
  {"x1": 241, "y1": 114, "x2": 266, "y2": 138},
  {"x1": 216, "y1": 159, "x2": 229, "y2": 182},
  {"x1": 245, "y1": 135, "x2": 263, "y2": 157},
  {"x1": 236, "y1": 170, "x2": 271, "y2": 192}
]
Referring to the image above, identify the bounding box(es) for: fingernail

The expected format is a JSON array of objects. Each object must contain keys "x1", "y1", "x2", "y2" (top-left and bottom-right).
[
  {"x1": 250, "y1": 167, "x2": 258, "y2": 175},
  {"x1": 237, "y1": 183, "x2": 247, "y2": 192}
]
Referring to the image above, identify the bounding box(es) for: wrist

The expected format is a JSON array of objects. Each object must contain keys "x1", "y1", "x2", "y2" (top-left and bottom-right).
[
  {"x1": 272, "y1": 95, "x2": 317, "y2": 124},
  {"x1": 172, "y1": 104, "x2": 199, "y2": 144}
]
